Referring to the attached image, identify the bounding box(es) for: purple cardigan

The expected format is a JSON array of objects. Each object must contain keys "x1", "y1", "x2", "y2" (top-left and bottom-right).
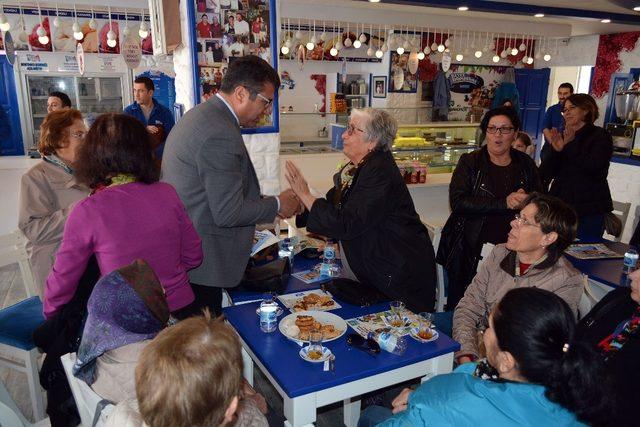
[{"x1": 44, "y1": 182, "x2": 203, "y2": 318}]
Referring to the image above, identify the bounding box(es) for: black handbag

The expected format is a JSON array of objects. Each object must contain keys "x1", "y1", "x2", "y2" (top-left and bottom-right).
[
  {"x1": 235, "y1": 257, "x2": 290, "y2": 294},
  {"x1": 322, "y1": 278, "x2": 389, "y2": 307}
]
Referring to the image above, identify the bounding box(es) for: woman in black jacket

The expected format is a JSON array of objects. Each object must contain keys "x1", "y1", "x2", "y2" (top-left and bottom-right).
[
  {"x1": 436, "y1": 107, "x2": 542, "y2": 309},
  {"x1": 539, "y1": 93, "x2": 613, "y2": 241},
  {"x1": 576, "y1": 268, "x2": 639, "y2": 426},
  {"x1": 285, "y1": 108, "x2": 436, "y2": 313}
]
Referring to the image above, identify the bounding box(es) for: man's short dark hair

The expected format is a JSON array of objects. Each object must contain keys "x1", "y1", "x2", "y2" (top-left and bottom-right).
[
  {"x1": 134, "y1": 76, "x2": 155, "y2": 92},
  {"x1": 220, "y1": 55, "x2": 280, "y2": 97},
  {"x1": 558, "y1": 82, "x2": 574, "y2": 93},
  {"x1": 48, "y1": 91, "x2": 72, "y2": 107}
]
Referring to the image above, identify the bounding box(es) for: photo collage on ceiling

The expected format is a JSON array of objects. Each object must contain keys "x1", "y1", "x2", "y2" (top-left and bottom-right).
[{"x1": 195, "y1": 0, "x2": 271, "y2": 102}]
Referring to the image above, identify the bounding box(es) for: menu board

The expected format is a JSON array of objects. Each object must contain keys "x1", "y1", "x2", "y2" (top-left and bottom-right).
[{"x1": 190, "y1": 0, "x2": 278, "y2": 133}]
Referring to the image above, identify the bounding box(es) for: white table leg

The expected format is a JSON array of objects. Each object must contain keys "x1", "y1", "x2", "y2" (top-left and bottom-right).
[
  {"x1": 283, "y1": 393, "x2": 316, "y2": 427},
  {"x1": 241, "y1": 347, "x2": 254, "y2": 386},
  {"x1": 343, "y1": 398, "x2": 361, "y2": 427},
  {"x1": 421, "y1": 352, "x2": 454, "y2": 383}
]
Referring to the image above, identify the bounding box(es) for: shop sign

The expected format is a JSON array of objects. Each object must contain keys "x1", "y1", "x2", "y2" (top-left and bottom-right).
[
  {"x1": 449, "y1": 72, "x2": 485, "y2": 94},
  {"x1": 122, "y1": 37, "x2": 142, "y2": 69},
  {"x1": 76, "y1": 42, "x2": 85, "y2": 75},
  {"x1": 59, "y1": 54, "x2": 79, "y2": 72},
  {"x1": 4, "y1": 31, "x2": 16, "y2": 66},
  {"x1": 441, "y1": 52, "x2": 452, "y2": 72},
  {"x1": 98, "y1": 55, "x2": 117, "y2": 72},
  {"x1": 19, "y1": 53, "x2": 49, "y2": 71}
]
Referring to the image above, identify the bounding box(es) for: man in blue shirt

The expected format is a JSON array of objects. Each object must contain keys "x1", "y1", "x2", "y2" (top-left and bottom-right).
[
  {"x1": 124, "y1": 76, "x2": 175, "y2": 160},
  {"x1": 542, "y1": 82, "x2": 573, "y2": 145}
]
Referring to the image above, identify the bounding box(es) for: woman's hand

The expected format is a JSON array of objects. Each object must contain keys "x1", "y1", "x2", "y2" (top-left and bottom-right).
[
  {"x1": 506, "y1": 189, "x2": 527, "y2": 210},
  {"x1": 285, "y1": 161, "x2": 317, "y2": 211},
  {"x1": 391, "y1": 388, "x2": 413, "y2": 414},
  {"x1": 562, "y1": 125, "x2": 576, "y2": 145},
  {"x1": 549, "y1": 128, "x2": 569, "y2": 152}
]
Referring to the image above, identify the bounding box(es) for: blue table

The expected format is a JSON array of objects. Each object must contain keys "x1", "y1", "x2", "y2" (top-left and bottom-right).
[
  {"x1": 565, "y1": 241, "x2": 628, "y2": 289},
  {"x1": 223, "y1": 256, "x2": 460, "y2": 427}
]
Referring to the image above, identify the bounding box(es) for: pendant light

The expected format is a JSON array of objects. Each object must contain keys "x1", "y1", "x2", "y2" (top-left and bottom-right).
[
  {"x1": 306, "y1": 19, "x2": 315, "y2": 50},
  {"x1": 89, "y1": 7, "x2": 97, "y2": 30},
  {"x1": 534, "y1": 36, "x2": 541, "y2": 59},
  {"x1": 53, "y1": 2, "x2": 60, "y2": 28},
  {"x1": 123, "y1": 10, "x2": 130, "y2": 38},
  {"x1": 430, "y1": 28, "x2": 438, "y2": 52},
  {"x1": 396, "y1": 27, "x2": 405, "y2": 55},
  {"x1": 353, "y1": 23, "x2": 362, "y2": 48},
  {"x1": 375, "y1": 24, "x2": 383, "y2": 58},
  {"x1": 519, "y1": 34, "x2": 527, "y2": 51},
  {"x1": 474, "y1": 32, "x2": 482, "y2": 58},
  {"x1": 423, "y1": 28, "x2": 430, "y2": 55},
  {"x1": 510, "y1": 33, "x2": 519, "y2": 56},
  {"x1": 402, "y1": 26, "x2": 411, "y2": 51},
  {"x1": 543, "y1": 38, "x2": 551, "y2": 61},
  {"x1": 106, "y1": 6, "x2": 117, "y2": 48},
  {"x1": 294, "y1": 18, "x2": 302, "y2": 40},
  {"x1": 500, "y1": 34, "x2": 508, "y2": 58},
  {"x1": 284, "y1": 19, "x2": 292, "y2": 48},
  {"x1": 344, "y1": 22, "x2": 352, "y2": 47},
  {"x1": 0, "y1": 5, "x2": 10, "y2": 32},
  {"x1": 16, "y1": 0, "x2": 27, "y2": 42},
  {"x1": 72, "y1": 3, "x2": 83, "y2": 40},
  {"x1": 437, "y1": 29, "x2": 445, "y2": 52},
  {"x1": 319, "y1": 20, "x2": 327, "y2": 42},
  {"x1": 367, "y1": 23, "x2": 374, "y2": 56},
  {"x1": 139, "y1": 8, "x2": 149, "y2": 39},
  {"x1": 482, "y1": 31, "x2": 489, "y2": 53},
  {"x1": 36, "y1": 3, "x2": 49, "y2": 45},
  {"x1": 334, "y1": 21, "x2": 343, "y2": 50},
  {"x1": 463, "y1": 30, "x2": 470, "y2": 55},
  {"x1": 417, "y1": 29, "x2": 425, "y2": 60}
]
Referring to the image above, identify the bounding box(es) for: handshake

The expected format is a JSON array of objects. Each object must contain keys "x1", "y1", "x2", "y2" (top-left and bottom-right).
[{"x1": 277, "y1": 188, "x2": 305, "y2": 219}]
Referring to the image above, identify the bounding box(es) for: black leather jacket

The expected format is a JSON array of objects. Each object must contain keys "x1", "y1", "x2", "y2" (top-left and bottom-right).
[{"x1": 436, "y1": 146, "x2": 542, "y2": 308}]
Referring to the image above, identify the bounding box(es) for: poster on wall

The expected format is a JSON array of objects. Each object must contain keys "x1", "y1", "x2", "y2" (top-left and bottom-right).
[
  {"x1": 52, "y1": 11, "x2": 99, "y2": 52},
  {"x1": 190, "y1": 0, "x2": 278, "y2": 133},
  {"x1": 389, "y1": 52, "x2": 418, "y2": 93},
  {"x1": 446, "y1": 64, "x2": 509, "y2": 121}
]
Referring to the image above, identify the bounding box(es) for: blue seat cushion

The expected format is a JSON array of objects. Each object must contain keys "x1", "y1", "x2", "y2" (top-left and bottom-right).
[
  {"x1": 0, "y1": 296, "x2": 45, "y2": 351},
  {"x1": 434, "y1": 311, "x2": 453, "y2": 338}
]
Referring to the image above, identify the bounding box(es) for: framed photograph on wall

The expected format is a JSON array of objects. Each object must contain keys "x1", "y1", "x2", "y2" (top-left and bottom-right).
[
  {"x1": 188, "y1": 0, "x2": 279, "y2": 134},
  {"x1": 388, "y1": 52, "x2": 418, "y2": 93},
  {"x1": 372, "y1": 76, "x2": 387, "y2": 98}
]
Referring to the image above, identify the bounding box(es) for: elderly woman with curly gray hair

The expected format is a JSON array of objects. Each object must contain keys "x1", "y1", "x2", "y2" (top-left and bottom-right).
[{"x1": 285, "y1": 108, "x2": 437, "y2": 312}]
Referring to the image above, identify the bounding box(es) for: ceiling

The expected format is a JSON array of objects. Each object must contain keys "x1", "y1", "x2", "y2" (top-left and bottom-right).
[{"x1": 335, "y1": 0, "x2": 640, "y2": 35}]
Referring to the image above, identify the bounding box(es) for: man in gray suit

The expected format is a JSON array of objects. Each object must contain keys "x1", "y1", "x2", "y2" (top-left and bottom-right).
[{"x1": 162, "y1": 56, "x2": 298, "y2": 316}]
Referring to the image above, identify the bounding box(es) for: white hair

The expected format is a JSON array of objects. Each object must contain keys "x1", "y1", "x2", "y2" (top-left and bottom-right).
[{"x1": 351, "y1": 108, "x2": 398, "y2": 152}]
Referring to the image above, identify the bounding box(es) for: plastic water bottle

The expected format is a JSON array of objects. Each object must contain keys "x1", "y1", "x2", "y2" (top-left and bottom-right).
[
  {"x1": 259, "y1": 298, "x2": 279, "y2": 333},
  {"x1": 368, "y1": 331, "x2": 407, "y2": 355},
  {"x1": 320, "y1": 240, "x2": 338, "y2": 277},
  {"x1": 278, "y1": 237, "x2": 297, "y2": 263},
  {"x1": 622, "y1": 247, "x2": 639, "y2": 274}
]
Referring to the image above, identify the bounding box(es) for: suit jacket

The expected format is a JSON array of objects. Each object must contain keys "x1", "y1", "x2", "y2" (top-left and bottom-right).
[
  {"x1": 161, "y1": 96, "x2": 278, "y2": 288},
  {"x1": 304, "y1": 150, "x2": 436, "y2": 313},
  {"x1": 18, "y1": 160, "x2": 89, "y2": 297}
]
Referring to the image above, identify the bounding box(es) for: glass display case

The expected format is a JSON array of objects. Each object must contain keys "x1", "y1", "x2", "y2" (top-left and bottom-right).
[
  {"x1": 279, "y1": 108, "x2": 480, "y2": 174},
  {"x1": 25, "y1": 75, "x2": 125, "y2": 148}
]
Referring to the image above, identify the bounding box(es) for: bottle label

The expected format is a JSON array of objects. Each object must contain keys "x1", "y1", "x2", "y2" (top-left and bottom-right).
[
  {"x1": 378, "y1": 332, "x2": 396, "y2": 352},
  {"x1": 324, "y1": 246, "x2": 335, "y2": 261}
]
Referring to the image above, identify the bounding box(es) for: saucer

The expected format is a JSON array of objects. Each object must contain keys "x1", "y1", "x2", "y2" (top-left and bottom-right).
[
  {"x1": 299, "y1": 346, "x2": 332, "y2": 363},
  {"x1": 409, "y1": 327, "x2": 439, "y2": 343}
]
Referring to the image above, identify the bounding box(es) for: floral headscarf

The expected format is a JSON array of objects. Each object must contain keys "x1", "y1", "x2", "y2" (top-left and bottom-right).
[{"x1": 73, "y1": 259, "x2": 169, "y2": 384}]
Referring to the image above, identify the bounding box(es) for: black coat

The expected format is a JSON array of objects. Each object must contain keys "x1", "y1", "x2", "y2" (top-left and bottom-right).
[
  {"x1": 539, "y1": 123, "x2": 613, "y2": 216},
  {"x1": 305, "y1": 150, "x2": 436, "y2": 313},
  {"x1": 436, "y1": 146, "x2": 542, "y2": 309},
  {"x1": 576, "y1": 287, "x2": 639, "y2": 426}
]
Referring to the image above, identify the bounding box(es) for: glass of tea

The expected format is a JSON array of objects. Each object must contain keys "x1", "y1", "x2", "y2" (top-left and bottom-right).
[{"x1": 306, "y1": 329, "x2": 324, "y2": 360}]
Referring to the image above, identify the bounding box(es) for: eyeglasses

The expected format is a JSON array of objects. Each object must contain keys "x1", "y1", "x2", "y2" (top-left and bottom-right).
[
  {"x1": 346, "y1": 333, "x2": 380, "y2": 355},
  {"x1": 255, "y1": 92, "x2": 273, "y2": 107},
  {"x1": 346, "y1": 123, "x2": 365, "y2": 136},
  {"x1": 514, "y1": 213, "x2": 541, "y2": 228},
  {"x1": 69, "y1": 131, "x2": 87, "y2": 140},
  {"x1": 486, "y1": 126, "x2": 515, "y2": 135}
]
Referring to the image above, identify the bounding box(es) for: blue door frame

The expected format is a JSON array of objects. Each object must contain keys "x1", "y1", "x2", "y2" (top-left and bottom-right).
[
  {"x1": 514, "y1": 68, "x2": 550, "y2": 161},
  {"x1": 0, "y1": 55, "x2": 24, "y2": 156}
]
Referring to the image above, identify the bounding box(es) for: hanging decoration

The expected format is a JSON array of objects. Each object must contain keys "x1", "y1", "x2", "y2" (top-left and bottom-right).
[{"x1": 591, "y1": 32, "x2": 640, "y2": 98}]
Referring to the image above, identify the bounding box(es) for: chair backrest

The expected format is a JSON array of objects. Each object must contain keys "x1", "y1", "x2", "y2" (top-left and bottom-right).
[
  {"x1": 610, "y1": 200, "x2": 632, "y2": 242},
  {"x1": 0, "y1": 380, "x2": 30, "y2": 427},
  {"x1": 0, "y1": 230, "x2": 37, "y2": 298},
  {"x1": 60, "y1": 353, "x2": 114, "y2": 427},
  {"x1": 423, "y1": 221, "x2": 446, "y2": 312},
  {"x1": 577, "y1": 275, "x2": 592, "y2": 319}
]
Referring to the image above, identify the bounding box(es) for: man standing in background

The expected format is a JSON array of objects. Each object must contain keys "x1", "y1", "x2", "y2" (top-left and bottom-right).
[
  {"x1": 542, "y1": 82, "x2": 574, "y2": 146},
  {"x1": 162, "y1": 56, "x2": 299, "y2": 316},
  {"x1": 124, "y1": 76, "x2": 175, "y2": 160}
]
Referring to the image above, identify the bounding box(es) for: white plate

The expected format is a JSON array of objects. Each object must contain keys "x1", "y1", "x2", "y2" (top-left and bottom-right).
[
  {"x1": 279, "y1": 310, "x2": 347, "y2": 343},
  {"x1": 277, "y1": 290, "x2": 341, "y2": 312},
  {"x1": 409, "y1": 327, "x2": 439, "y2": 343},
  {"x1": 299, "y1": 346, "x2": 332, "y2": 363}
]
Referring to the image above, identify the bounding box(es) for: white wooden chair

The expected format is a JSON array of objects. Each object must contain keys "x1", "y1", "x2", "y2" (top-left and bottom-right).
[
  {"x1": 0, "y1": 380, "x2": 49, "y2": 426},
  {"x1": 604, "y1": 200, "x2": 631, "y2": 242},
  {"x1": 60, "y1": 353, "x2": 114, "y2": 427},
  {"x1": 0, "y1": 230, "x2": 46, "y2": 422},
  {"x1": 424, "y1": 222, "x2": 447, "y2": 312},
  {"x1": 476, "y1": 243, "x2": 496, "y2": 273}
]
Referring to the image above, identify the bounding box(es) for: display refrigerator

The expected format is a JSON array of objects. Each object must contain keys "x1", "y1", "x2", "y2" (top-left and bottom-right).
[{"x1": 14, "y1": 52, "x2": 133, "y2": 154}]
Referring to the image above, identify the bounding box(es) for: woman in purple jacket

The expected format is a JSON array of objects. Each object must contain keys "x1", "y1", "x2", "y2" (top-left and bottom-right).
[{"x1": 44, "y1": 113, "x2": 203, "y2": 319}]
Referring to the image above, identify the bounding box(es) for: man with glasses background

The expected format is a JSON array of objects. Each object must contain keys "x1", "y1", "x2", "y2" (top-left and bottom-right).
[{"x1": 162, "y1": 55, "x2": 299, "y2": 317}]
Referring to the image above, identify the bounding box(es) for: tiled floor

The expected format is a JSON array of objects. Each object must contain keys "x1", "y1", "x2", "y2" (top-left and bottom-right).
[{"x1": 0, "y1": 263, "x2": 345, "y2": 426}]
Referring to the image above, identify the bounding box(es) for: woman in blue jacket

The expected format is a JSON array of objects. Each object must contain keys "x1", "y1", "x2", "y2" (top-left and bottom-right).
[{"x1": 360, "y1": 288, "x2": 611, "y2": 427}]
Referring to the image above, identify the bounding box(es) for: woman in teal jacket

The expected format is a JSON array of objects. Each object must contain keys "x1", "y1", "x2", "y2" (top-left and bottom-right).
[{"x1": 360, "y1": 288, "x2": 612, "y2": 427}]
